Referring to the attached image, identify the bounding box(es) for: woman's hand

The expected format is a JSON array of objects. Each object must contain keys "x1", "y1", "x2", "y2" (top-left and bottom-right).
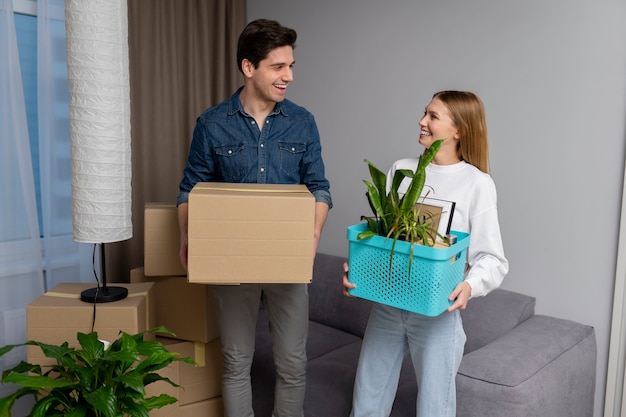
[
  {"x1": 342, "y1": 261, "x2": 355, "y2": 297},
  {"x1": 447, "y1": 281, "x2": 471, "y2": 312}
]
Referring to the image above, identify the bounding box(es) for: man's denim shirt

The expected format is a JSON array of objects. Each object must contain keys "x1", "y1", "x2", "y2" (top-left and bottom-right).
[{"x1": 177, "y1": 88, "x2": 332, "y2": 208}]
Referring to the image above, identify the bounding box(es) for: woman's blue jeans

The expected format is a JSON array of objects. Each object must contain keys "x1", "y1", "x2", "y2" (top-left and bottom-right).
[
  {"x1": 350, "y1": 304, "x2": 466, "y2": 417},
  {"x1": 212, "y1": 283, "x2": 308, "y2": 417}
]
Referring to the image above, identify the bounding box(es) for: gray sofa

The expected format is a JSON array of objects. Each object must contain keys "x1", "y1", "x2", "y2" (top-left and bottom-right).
[{"x1": 251, "y1": 253, "x2": 597, "y2": 417}]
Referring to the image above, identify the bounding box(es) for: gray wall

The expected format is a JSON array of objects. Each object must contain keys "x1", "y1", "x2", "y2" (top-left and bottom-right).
[{"x1": 248, "y1": 1, "x2": 626, "y2": 415}]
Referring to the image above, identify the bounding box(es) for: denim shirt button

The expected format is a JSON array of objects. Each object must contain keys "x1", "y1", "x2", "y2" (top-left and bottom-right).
[
  {"x1": 228, "y1": 150, "x2": 233, "y2": 155},
  {"x1": 260, "y1": 167, "x2": 265, "y2": 172},
  {"x1": 291, "y1": 147, "x2": 295, "y2": 152},
  {"x1": 260, "y1": 143, "x2": 264, "y2": 148}
]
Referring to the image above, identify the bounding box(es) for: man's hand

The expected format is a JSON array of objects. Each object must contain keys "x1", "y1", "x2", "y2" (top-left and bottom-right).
[{"x1": 177, "y1": 203, "x2": 189, "y2": 272}]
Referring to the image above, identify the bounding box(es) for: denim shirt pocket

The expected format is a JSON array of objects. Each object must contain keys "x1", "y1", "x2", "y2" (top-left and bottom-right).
[
  {"x1": 214, "y1": 143, "x2": 247, "y2": 182},
  {"x1": 278, "y1": 141, "x2": 306, "y2": 180}
]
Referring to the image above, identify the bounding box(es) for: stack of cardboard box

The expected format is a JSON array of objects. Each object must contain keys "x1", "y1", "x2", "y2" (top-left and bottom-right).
[
  {"x1": 26, "y1": 282, "x2": 156, "y2": 367},
  {"x1": 136, "y1": 203, "x2": 223, "y2": 417},
  {"x1": 24, "y1": 184, "x2": 316, "y2": 417}
]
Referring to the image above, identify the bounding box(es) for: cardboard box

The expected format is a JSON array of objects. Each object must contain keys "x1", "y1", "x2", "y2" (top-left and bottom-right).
[
  {"x1": 130, "y1": 267, "x2": 220, "y2": 343},
  {"x1": 179, "y1": 397, "x2": 223, "y2": 417},
  {"x1": 144, "y1": 203, "x2": 187, "y2": 277},
  {"x1": 187, "y1": 183, "x2": 315, "y2": 284},
  {"x1": 26, "y1": 283, "x2": 155, "y2": 365},
  {"x1": 147, "y1": 337, "x2": 222, "y2": 410}
]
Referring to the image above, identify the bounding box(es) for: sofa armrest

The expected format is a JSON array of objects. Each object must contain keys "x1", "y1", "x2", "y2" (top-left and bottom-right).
[
  {"x1": 456, "y1": 315, "x2": 596, "y2": 417},
  {"x1": 461, "y1": 289, "x2": 535, "y2": 353}
]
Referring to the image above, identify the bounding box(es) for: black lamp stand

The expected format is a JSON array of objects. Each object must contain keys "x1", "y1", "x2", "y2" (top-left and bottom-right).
[{"x1": 80, "y1": 243, "x2": 128, "y2": 303}]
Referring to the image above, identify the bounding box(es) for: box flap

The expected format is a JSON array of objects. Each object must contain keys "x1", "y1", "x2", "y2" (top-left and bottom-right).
[{"x1": 192, "y1": 182, "x2": 310, "y2": 194}]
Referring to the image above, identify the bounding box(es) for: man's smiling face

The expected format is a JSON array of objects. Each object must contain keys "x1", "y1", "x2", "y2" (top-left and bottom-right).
[{"x1": 247, "y1": 45, "x2": 295, "y2": 104}]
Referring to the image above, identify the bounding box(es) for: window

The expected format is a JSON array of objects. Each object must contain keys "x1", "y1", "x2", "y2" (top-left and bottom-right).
[
  {"x1": 15, "y1": 11, "x2": 43, "y2": 235},
  {"x1": 15, "y1": 1, "x2": 73, "y2": 239},
  {"x1": 3, "y1": 0, "x2": 89, "y2": 290}
]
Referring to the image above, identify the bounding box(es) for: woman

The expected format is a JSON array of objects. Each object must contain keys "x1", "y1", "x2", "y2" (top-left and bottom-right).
[{"x1": 343, "y1": 91, "x2": 509, "y2": 417}]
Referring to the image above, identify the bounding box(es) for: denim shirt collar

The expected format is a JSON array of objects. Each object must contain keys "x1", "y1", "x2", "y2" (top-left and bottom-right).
[{"x1": 227, "y1": 86, "x2": 289, "y2": 118}]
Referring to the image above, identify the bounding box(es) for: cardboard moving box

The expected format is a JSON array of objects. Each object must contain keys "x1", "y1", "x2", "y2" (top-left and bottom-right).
[
  {"x1": 130, "y1": 267, "x2": 220, "y2": 343},
  {"x1": 147, "y1": 337, "x2": 223, "y2": 406},
  {"x1": 144, "y1": 203, "x2": 187, "y2": 277},
  {"x1": 151, "y1": 396, "x2": 223, "y2": 417},
  {"x1": 26, "y1": 282, "x2": 155, "y2": 366},
  {"x1": 187, "y1": 183, "x2": 315, "y2": 284}
]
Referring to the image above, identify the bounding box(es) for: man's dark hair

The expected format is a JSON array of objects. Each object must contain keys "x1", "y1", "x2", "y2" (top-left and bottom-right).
[{"x1": 237, "y1": 19, "x2": 297, "y2": 74}]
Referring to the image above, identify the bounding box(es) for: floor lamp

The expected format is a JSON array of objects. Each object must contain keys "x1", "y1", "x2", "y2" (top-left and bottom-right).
[{"x1": 66, "y1": 0, "x2": 132, "y2": 303}]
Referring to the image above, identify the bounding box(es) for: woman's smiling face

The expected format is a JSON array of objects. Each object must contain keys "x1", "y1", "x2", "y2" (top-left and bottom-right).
[{"x1": 418, "y1": 97, "x2": 460, "y2": 149}]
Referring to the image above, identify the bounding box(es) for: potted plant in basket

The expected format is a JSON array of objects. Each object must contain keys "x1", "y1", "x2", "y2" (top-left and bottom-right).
[
  {"x1": 0, "y1": 326, "x2": 194, "y2": 417},
  {"x1": 346, "y1": 139, "x2": 471, "y2": 316},
  {"x1": 358, "y1": 139, "x2": 448, "y2": 272}
]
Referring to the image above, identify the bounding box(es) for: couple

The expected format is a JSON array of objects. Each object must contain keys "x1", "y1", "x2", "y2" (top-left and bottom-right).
[{"x1": 177, "y1": 18, "x2": 508, "y2": 417}]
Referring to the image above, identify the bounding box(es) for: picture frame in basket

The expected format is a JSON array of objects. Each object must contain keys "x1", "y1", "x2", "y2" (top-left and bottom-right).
[{"x1": 416, "y1": 196, "x2": 455, "y2": 242}]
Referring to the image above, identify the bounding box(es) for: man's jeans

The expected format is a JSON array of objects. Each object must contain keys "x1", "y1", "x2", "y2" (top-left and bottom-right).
[{"x1": 212, "y1": 283, "x2": 308, "y2": 417}]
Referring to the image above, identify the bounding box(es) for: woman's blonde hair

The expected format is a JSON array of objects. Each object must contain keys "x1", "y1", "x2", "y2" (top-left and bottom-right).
[{"x1": 433, "y1": 91, "x2": 490, "y2": 174}]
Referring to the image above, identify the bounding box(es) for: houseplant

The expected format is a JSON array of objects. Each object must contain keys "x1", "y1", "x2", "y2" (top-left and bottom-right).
[
  {"x1": 0, "y1": 326, "x2": 194, "y2": 417},
  {"x1": 358, "y1": 139, "x2": 447, "y2": 273}
]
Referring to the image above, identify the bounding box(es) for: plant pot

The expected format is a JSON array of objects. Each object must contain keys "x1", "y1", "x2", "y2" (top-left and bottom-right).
[{"x1": 346, "y1": 222, "x2": 470, "y2": 316}]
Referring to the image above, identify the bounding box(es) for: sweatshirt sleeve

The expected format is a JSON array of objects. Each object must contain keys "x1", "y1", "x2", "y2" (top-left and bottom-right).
[{"x1": 463, "y1": 179, "x2": 509, "y2": 298}]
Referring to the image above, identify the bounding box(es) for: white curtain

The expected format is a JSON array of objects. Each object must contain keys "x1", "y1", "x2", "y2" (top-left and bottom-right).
[
  {"x1": 0, "y1": 0, "x2": 92, "y2": 395},
  {"x1": 37, "y1": 0, "x2": 93, "y2": 289},
  {"x1": 0, "y1": 0, "x2": 46, "y2": 397}
]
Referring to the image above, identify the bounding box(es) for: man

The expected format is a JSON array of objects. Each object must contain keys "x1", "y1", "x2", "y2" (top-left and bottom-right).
[{"x1": 177, "y1": 19, "x2": 332, "y2": 417}]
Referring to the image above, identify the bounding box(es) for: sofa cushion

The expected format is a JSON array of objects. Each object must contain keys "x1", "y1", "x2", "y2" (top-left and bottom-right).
[
  {"x1": 309, "y1": 253, "x2": 373, "y2": 338},
  {"x1": 307, "y1": 320, "x2": 363, "y2": 361},
  {"x1": 458, "y1": 315, "x2": 595, "y2": 386},
  {"x1": 461, "y1": 288, "x2": 535, "y2": 353},
  {"x1": 304, "y1": 342, "x2": 363, "y2": 417}
]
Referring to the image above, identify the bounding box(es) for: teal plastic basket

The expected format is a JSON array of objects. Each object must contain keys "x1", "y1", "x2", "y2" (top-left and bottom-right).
[{"x1": 346, "y1": 222, "x2": 470, "y2": 316}]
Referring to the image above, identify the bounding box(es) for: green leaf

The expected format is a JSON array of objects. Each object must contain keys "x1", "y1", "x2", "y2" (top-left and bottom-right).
[
  {"x1": 73, "y1": 365, "x2": 96, "y2": 390},
  {"x1": 31, "y1": 395, "x2": 58, "y2": 417},
  {"x1": 0, "y1": 393, "x2": 18, "y2": 417},
  {"x1": 0, "y1": 344, "x2": 21, "y2": 358},
  {"x1": 84, "y1": 385, "x2": 116, "y2": 417},
  {"x1": 143, "y1": 394, "x2": 178, "y2": 411},
  {"x1": 136, "y1": 339, "x2": 173, "y2": 358},
  {"x1": 3, "y1": 361, "x2": 42, "y2": 380},
  {"x1": 3, "y1": 373, "x2": 76, "y2": 389},
  {"x1": 117, "y1": 370, "x2": 145, "y2": 395},
  {"x1": 363, "y1": 181, "x2": 383, "y2": 218},
  {"x1": 143, "y1": 373, "x2": 180, "y2": 390},
  {"x1": 75, "y1": 332, "x2": 105, "y2": 366},
  {"x1": 120, "y1": 400, "x2": 149, "y2": 417},
  {"x1": 36, "y1": 341, "x2": 73, "y2": 362},
  {"x1": 102, "y1": 349, "x2": 140, "y2": 366},
  {"x1": 400, "y1": 139, "x2": 443, "y2": 213},
  {"x1": 364, "y1": 159, "x2": 387, "y2": 200},
  {"x1": 391, "y1": 169, "x2": 412, "y2": 191}
]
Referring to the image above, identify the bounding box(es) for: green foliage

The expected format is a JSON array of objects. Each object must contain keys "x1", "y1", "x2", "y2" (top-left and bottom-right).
[
  {"x1": 0, "y1": 326, "x2": 195, "y2": 417},
  {"x1": 358, "y1": 139, "x2": 448, "y2": 273}
]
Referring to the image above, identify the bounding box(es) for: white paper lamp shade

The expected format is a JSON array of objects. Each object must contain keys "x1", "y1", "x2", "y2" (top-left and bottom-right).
[{"x1": 66, "y1": 0, "x2": 132, "y2": 243}]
